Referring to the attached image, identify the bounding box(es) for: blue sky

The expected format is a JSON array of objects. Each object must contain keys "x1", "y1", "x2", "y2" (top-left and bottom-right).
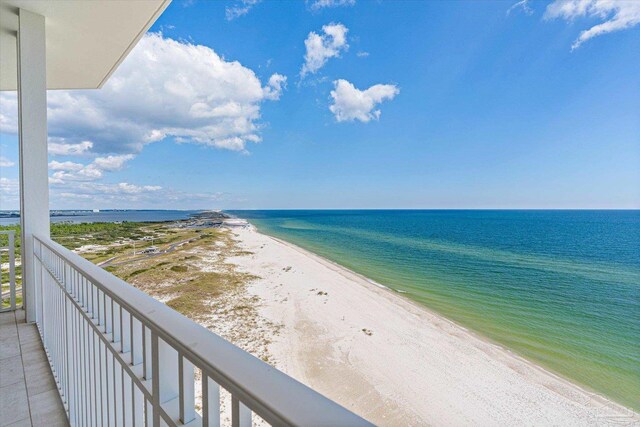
[{"x1": 1, "y1": 0, "x2": 639, "y2": 210}]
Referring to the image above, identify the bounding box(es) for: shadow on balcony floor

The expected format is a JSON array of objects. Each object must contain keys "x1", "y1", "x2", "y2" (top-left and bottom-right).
[{"x1": 0, "y1": 310, "x2": 67, "y2": 426}]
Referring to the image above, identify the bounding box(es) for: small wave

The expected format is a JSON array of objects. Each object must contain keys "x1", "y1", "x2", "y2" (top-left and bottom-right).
[{"x1": 366, "y1": 278, "x2": 389, "y2": 289}]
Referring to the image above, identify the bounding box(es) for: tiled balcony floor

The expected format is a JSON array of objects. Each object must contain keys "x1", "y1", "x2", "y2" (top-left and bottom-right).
[{"x1": 0, "y1": 310, "x2": 67, "y2": 426}]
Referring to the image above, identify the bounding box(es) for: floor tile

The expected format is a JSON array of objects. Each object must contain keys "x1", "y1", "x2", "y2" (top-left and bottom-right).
[
  {"x1": 29, "y1": 389, "x2": 67, "y2": 426},
  {"x1": 0, "y1": 323, "x2": 18, "y2": 340},
  {"x1": 20, "y1": 347, "x2": 48, "y2": 367},
  {"x1": 16, "y1": 327, "x2": 40, "y2": 344},
  {"x1": 18, "y1": 340, "x2": 44, "y2": 357},
  {"x1": 24, "y1": 360, "x2": 57, "y2": 397},
  {"x1": 0, "y1": 355, "x2": 24, "y2": 388},
  {"x1": 0, "y1": 313, "x2": 15, "y2": 327},
  {"x1": 0, "y1": 382, "x2": 30, "y2": 427},
  {"x1": 0, "y1": 310, "x2": 67, "y2": 426},
  {"x1": 5, "y1": 418, "x2": 31, "y2": 427},
  {"x1": 0, "y1": 336, "x2": 21, "y2": 360}
]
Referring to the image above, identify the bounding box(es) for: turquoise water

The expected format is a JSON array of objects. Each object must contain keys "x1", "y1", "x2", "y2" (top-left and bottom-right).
[{"x1": 228, "y1": 210, "x2": 640, "y2": 411}]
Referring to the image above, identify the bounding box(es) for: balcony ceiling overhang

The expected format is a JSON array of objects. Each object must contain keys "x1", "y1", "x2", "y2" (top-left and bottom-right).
[{"x1": 0, "y1": 0, "x2": 170, "y2": 90}]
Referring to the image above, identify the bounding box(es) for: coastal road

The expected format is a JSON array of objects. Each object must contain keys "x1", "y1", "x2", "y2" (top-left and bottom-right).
[{"x1": 98, "y1": 237, "x2": 199, "y2": 268}]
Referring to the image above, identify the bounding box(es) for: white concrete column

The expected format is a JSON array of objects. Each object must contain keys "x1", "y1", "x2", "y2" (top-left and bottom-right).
[{"x1": 17, "y1": 8, "x2": 50, "y2": 322}]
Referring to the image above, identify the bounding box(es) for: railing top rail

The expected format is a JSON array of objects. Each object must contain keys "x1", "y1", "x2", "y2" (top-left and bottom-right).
[
  {"x1": 35, "y1": 235, "x2": 372, "y2": 427},
  {"x1": 0, "y1": 230, "x2": 16, "y2": 235}
]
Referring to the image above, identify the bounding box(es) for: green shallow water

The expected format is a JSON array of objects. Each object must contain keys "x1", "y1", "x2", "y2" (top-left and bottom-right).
[{"x1": 228, "y1": 210, "x2": 640, "y2": 411}]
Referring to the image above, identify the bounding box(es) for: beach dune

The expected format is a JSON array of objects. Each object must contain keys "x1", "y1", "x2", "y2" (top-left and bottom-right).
[{"x1": 228, "y1": 226, "x2": 638, "y2": 426}]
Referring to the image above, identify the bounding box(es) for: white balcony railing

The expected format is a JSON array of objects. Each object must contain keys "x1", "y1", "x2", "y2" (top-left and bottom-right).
[
  {"x1": 33, "y1": 235, "x2": 372, "y2": 426},
  {"x1": 1, "y1": 230, "x2": 18, "y2": 312}
]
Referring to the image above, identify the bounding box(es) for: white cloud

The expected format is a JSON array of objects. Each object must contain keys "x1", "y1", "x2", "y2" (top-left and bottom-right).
[
  {"x1": 0, "y1": 93, "x2": 18, "y2": 134},
  {"x1": 48, "y1": 160, "x2": 84, "y2": 171},
  {"x1": 1, "y1": 33, "x2": 285, "y2": 156},
  {"x1": 48, "y1": 154, "x2": 135, "y2": 184},
  {"x1": 329, "y1": 79, "x2": 399, "y2": 123},
  {"x1": 301, "y1": 23, "x2": 349, "y2": 77},
  {"x1": 0, "y1": 177, "x2": 18, "y2": 208},
  {"x1": 226, "y1": 0, "x2": 261, "y2": 20},
  {"x1": 93, "y1": 154, "x2": 135, "y2": 171},
  {"x1": 48, "y1": 180, "x2": 164, "y2": 207},
  {"x1": 544, "y1": 0, "x2": 640, "y2": 49},
  {"x1": 507, "y1": 0, "x2": 533, "y2": 16},
  {"x1": 0, "y1": 177, "x2": 17, "y2": 193},
  {"x1": 47, "y1": 179, "x2": 226, "y2": 210},
  {"x1": 105, "y1": 182, "x2": 162, "y2": 194},
  {"x1": 48, "y1": 140, "x2": 94, "y2": 156},
  {"x1": 356, "y1": 51, "x2": 370, "y2": 57},
  {"x1": 50, "y1": 168, "x2": 101, "y2": 183},
  {"x1": 309, "y1": 0, "x2": 355, "y2": 10},
  {"x1": 51, "y1": 181, "x2": 161, "y2": 197},
  {"x1": 0, "y1": 34, "x2": 285, "y2": 208},
  {"x1": 0, "y1": 156, "x2": 15, "y2": 167},
  {"x1": 263, "y1": 74, "x2": 288, "y2": 101}
]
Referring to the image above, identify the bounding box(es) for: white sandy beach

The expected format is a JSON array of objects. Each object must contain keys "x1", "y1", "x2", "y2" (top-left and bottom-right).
[{"x1": 226, "y1": 225, "x2": 638, "y2": 426}]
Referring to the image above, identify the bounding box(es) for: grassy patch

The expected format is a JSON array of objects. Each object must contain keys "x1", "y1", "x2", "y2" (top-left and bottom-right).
[
  {"x1": 127, "y1": 268, "x2": 150, "y2": 279},
  {"x1": 1, "y1": 222, "x2": 257, "y2": 326}
]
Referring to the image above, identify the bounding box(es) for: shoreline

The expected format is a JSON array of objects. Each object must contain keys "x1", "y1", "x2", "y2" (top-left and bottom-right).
[
  {"x1": 225, "y1": 221, "x2": 638, "y2": 425},
  {"x1": 262, "y1": 230, "x2": 607, "y2": 400}
]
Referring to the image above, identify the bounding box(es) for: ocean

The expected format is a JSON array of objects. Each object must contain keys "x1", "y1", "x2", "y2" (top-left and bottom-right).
[{"x1": 227, "y1": 210, "x2": 640, "y2": 411}]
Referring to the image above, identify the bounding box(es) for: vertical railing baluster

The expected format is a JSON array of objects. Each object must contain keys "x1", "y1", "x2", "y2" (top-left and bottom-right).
[
  {"x1": 115, "y1": 357, "x2": 123, "y2": 427},
  {"x1": 123, "y1": 371, "x2": 132, "y2": 426},
  {"x1": 8, "y1": 232, "x2": 16, "y2": 310},
  {"x1": 132, "y1": 382, "x2": 141, "y2": 427},
  {"x1": 73, "y1": 274, "x2": 79, "y2": 425},
  {"x1": 102, "y1": 291, "x2": 107, "y2": 332},
  {"x1": 133, "y1": 384, "x2": 144, "y2": 427},
  {"x1": 232, "y1": 396, "x2": 252, "y2": 427},
  {"x1": 86, "y1": 313, "x2": 92, "y2": 427},
  {"x1": 129, "y1": 313, "x2": 135, "y2": 362},
  {"x1": 113, "y1": 301, "x2": 121, "y2": 345},
  {"x1": 98, "y1": 336, "x2": 104, "y2": 426},
  {"x1": 202, "y1": 375, "x2": 220, "y2": 427},
  {"x1": 84, "y1": 275, "x2": 89, "y2": 311},
  {"x1": 94, "y1": 332, "x2": 101, "y2": 426},
  {"x1": 111, "y1": 352, "x2": 117, "y2": 427},
  {"x1": 80, "y1": 310, "x2": 86, "y2": 426},
  {"x1": 74, "y1": 309, "x2": 80, "y2": 426},
  {"x1": 120, "y1": 306, "x2": 127, "y2": 353},
  {"x1": 80, "y1": 273, "x2": 84, "y2": 308},
  {"x1": 37, "y1": 248, "x2": 44, "y2": 337},
  {"x1": 158, "y1": 337, "x2": 179, "y2": 419},
  {"x1": 105, "y1": 294, "x2": 112, "y2": 335},
  {"x1": 64, "y1": 285, "x2": 70, "y2": 408},
  {"x1": 145, "y1": 398, "x2": 151, "y2": 427},
  {"x1": 151, "y1": 331, "x2": 160, "y2": 426},
  {"x1": 232, "y1": 396, "x2": 239, "y2": 427},
  {"x1": 179, "y1": 356, "x2": 195, "y2": 424},
  {"x1": 144, "y1": 326, "x2": 152, "y2": 380},
  {"x1": 83, "y1": 312, "x2": 89, "y2": 427},
  {"x1": 105, "y1": 347, "x2": 112, "y2": 427},
  {"x1": 92, "y1": 280, "x2": 96, "y2": 319},
  {"x1": 132, "y1": 317, "x2": 143, "y2": 366},
  {"x1": 69, "y1": 302, "x2": 75, "y2": 424},
  {"x1": 179, "y1": 356, "x2": 184, "y2": 422}
]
